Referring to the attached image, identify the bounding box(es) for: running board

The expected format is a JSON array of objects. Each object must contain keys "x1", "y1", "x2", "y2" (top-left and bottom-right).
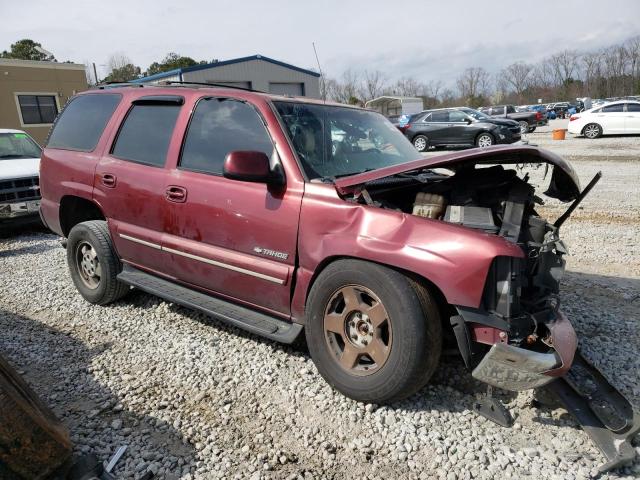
[
  {"x1": 117, "y1": 265, "x2": 302, "y2": 344},
  {"x1": 543, "y1": 350, "x2": 640, "y2": 473}
]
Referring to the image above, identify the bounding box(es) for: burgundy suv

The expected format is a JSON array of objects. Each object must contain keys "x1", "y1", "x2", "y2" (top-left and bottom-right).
[{"x1": 38, "y1": 86, "x2": 638, "y2": 468}]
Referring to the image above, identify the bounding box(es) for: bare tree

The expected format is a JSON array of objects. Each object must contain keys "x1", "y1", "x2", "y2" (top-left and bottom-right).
[
  {"x1": 360, "y1": 70, "x2": 387, "y2": 102},
  {"x1": 327, "y1": 69, "x2": 362, "y2": 104},
  {"x1": 501, "y1": 62, "x2": 534, "y2": 101},
  {"x1": 493, "y1": 73, "x2": 510, "y2": 104},
  {"x1": 601, "y1": 45, "x2": 629, "y2": 96},
  {"x1": 548, "y1": 50, "x2": 580, "y2": 88},
  {"x1": 456, "y1": 67, "x2": 491, "y2": 105},
  {"x1": 581, "y1": 51, "x2": 603, "y2": 97},
  {"x1": 83, "y1": 61, "x2": 95, "y2": 85},
  {"x1": 424, "y1": 80, "x2": 444, "y2": 100},
  {"x1": 624, "y1": 36, "x2": 640, "y2": 93},
  {"x1": 388, "y1": 77, "x2": 424, "y2": 97}
]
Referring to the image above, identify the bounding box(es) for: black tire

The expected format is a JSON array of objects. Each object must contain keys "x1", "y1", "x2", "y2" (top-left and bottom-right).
[
  {"x1": 518, "y1": 121, "x2": 529, "y2": 134},
  {"x1": 583, "y1": 123, "x2": 602, "y2": 139},
  {"x1": 305, "y1": 260, "x2": 442, "y2": 404},
  {"x1": 475, "y1": 132, "x2": 494, "y2": 147},
  {"x1": 66, "y1": 220, "x2": 129, "y2": 305},
  {"x1": 527, "y1": 126, "x2": 536, "y2": 133},
  {"x1": 412, "y1": 135, "x2": 429, "y2": 152}
]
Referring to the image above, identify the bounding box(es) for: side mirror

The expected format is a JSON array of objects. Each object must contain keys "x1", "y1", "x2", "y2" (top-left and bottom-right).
[
  {"x1": 223, "y1": 151, "x2": 284, "y2": 186},
  {"x1": 464, "y1": 118, "x2": 472, "y2": 124}
]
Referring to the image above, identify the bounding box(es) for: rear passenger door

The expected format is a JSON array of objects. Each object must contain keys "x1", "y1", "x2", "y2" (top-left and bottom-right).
[
  {"x1": 447, "y1": 110, "x2": 474, "y2": 144},
  {"x1": 598, "y1": 103, "x2": 626, "y2": 133},
  {"x1": 163, "y1": 96, "x2": 302, "y2": 316},
  {"x1": 421, "y1": 111, "x2": 450, "y2": 144},
  {"x1": 93, "y1": 95, "x2": 183, "y2": 273},
  {"x1": 624, "y1": 103, "x2": 640, "y2": 133}
]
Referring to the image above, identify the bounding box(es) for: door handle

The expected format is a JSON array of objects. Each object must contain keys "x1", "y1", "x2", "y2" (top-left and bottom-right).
[
  {"x1": 165, "y1": 185, "x2": 187, "y2": 203},
  {"x1": 101, "y1": 173, "x2": 117, "y2": 188}
]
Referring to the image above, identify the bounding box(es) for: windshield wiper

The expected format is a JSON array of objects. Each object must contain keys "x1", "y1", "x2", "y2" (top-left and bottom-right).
[{"x1": 318, "y1": 168, "x2": 378, "y2": 183}]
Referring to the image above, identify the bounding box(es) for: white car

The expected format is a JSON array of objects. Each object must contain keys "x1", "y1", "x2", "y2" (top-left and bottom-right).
[
  {"x1": 0, "y1": 128, "x2": 42, "y2": 222},
  {"x1": 567, "y1": 100, "x2": 640, "y2": 139}
]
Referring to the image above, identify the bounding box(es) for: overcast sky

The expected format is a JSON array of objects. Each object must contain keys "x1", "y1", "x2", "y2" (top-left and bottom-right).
[{"x1": 1, "y1": 0, "x2": 639, "y2": 84}]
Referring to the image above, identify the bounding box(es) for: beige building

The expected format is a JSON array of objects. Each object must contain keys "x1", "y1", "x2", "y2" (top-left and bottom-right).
[{"x1": 0, "y1": 59, "x2": 88, "y2": 144}]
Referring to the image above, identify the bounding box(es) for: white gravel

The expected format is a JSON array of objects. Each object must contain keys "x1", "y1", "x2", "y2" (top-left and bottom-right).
[{"x1": 1, "y1": 139, "x2": 639, "y2": 479}]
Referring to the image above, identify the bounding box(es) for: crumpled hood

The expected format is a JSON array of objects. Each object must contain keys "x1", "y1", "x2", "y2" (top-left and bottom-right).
[
  {"x1": 334, "y1": 145, "x2": 581, "y2": 202},
  {"x1": 0, "y1": 157, "x2": 40, "y2": 181}
]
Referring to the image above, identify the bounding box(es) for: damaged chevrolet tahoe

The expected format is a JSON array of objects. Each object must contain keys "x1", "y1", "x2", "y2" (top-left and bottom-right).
[{"x1": 39, "y1": 85, "x2": 639, "y2": 472}]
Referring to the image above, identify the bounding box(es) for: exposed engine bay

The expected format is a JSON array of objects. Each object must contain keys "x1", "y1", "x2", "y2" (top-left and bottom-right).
[
  {"x1": 352, "y1": 165, "x2": 566, "y2": 294},
  {"x1": 345, "y1": 161, "x2": 597, "y2": 355}
]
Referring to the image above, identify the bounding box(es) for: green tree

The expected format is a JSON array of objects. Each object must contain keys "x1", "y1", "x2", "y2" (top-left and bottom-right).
[
  {"x1": 101, "y1": 53, "x2": 141, "y2": 83},
  {"x1": 103, "y1": 63, "x2": 141, "y2": 83},
  {"x1": 146, "y1": 52, "x2": 208, "y2": 75},
  {"x1": 1, "y1": 39, "x2": 55, "y2": 61}
]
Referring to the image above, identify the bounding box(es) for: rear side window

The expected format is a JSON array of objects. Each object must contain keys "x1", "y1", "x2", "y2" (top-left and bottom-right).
[
  {"x1": 430, "y1": 111, "x2": 449, "y2": 123},
  {"x1": 626, "y1": 103, "x2": 640, "y2": 112},
  {"x1": 180, "y1": 97, "x2": 274, "y2": 175},
  {"x1": 111, "y1": 104, "x2": 180, "y2": 167},
  {"x1": 47, "y1": 94, "x2": 121, "y2": 151},
  {"x1": 602, "y1": 103, "x2": 623, "y2": 113}
]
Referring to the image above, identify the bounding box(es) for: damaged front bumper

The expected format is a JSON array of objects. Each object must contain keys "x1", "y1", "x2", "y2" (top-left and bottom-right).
[
  {"x1": 453, "y1": 308, "x2": 640, "y2": 472},
  {"x1": 471, "y1": 310, "x2": 577, "y2": 391}
]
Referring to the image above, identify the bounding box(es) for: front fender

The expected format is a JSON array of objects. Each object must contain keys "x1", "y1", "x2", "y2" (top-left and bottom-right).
[{"x1": 292, "y1": 184, "x2": 523, "y2": 320}]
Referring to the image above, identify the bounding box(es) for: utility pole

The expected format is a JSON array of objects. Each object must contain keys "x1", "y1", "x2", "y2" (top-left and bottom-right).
[{"x1": 92, "y1": 62, "x2": 98, "y2": 85}]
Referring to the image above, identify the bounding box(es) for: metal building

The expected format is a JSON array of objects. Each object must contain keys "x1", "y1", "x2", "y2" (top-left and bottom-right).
[{"x1": 131, "y1": 54, "x2": 321, "y2": 98}]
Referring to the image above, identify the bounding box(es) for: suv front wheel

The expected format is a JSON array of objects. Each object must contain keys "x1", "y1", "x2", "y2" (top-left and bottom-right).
[
  {"x1": 305, "y1": 260, "x2": 442, "y2": 404},
  {"x1": 67, "y1": 220, "x2": 129, "y2": 305}
]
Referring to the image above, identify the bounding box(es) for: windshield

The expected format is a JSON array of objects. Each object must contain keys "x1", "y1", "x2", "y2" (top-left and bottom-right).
[
  {"x1": 274, "y1": 102, "x2": 421, "y2": 180},
  {"x1": 459, "y1": 107, "x2": 490, "y2": 121},
  {"x1": 0, "y1": 132, "x2": 41, "y2": 160}
]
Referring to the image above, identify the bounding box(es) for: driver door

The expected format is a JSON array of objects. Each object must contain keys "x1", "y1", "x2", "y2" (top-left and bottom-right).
[{"x1": 162, "y1": 96, "x2": 302, "y2": 316}]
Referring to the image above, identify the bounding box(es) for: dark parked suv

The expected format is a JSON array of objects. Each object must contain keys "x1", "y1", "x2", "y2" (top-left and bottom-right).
[
  {"x1": 402, "y1": 107, "x2": 521, "y2": 151},
  {"x1": 38, "y1": 85, "x2": 638, "y2": 469}
]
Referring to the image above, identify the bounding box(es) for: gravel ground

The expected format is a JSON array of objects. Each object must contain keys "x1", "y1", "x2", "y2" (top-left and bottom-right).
[{"x1": 1, "y1": 136, "x2": 639, "y2": 479}]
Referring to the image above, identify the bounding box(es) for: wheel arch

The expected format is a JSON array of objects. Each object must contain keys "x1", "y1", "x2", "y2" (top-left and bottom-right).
[
  {"x1": 59, "y1": 195, "x2": 106, "y2": 237},
  {"x1": 581, "y1": 122, "x2": 602, "y2": 136},
  {"x1": 303, "y1": 255, "x2": 454, "y2": 331},
  {"x1": 475, "y1": 130, "x2": 495, "y2": 143}
]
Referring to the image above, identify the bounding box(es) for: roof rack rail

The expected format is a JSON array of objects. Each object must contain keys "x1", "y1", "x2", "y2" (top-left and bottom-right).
[
  {"x1": 95, "y1": 82, "x2": 144, "y2": 90},
  {"x1": 162, "y1": 81, "x2": 264, "y2": 93}
]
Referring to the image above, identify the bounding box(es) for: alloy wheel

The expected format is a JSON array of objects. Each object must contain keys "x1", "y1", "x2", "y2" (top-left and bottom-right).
[
  {"x1": 584, "y1": 124, "x2": 600, "y2": 139},
  {"x1": 323, "y1": 285, "x2": 392, "y2": 376},
  {"x1": 413, "y1": 137, "x2": 427, "y2": 151},
  {"x1": 75, "y1": 241, "x2": 102, "y2": 289},
  {"x1": 477, "y1": 134, "x2": 493, "y2": 147}
]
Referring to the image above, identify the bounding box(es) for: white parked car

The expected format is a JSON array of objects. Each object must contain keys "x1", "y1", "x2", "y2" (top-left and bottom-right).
[
  {"x1": 567, "y1": 101, "x2": 640, "y2": 139},
  {"x1": 0, "y1": 129, "x2": 42, "y2": 222}
]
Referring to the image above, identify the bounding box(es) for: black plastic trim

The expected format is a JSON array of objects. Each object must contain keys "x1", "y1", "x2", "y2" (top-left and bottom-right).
[{"x1": 117, "y1": 265, "x2": 302, "y2": 344}]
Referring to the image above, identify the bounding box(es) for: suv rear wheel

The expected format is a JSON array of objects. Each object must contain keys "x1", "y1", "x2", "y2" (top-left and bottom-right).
[
  {"x1": 305, "y1": 260, "x2": 442, "y2": 403},
  {"x1": 412, "y1": 135, "x2": 429, "y2": 152},
  {"x1": 67, "y1": 220, "x2": 129, "y2": 305}
]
